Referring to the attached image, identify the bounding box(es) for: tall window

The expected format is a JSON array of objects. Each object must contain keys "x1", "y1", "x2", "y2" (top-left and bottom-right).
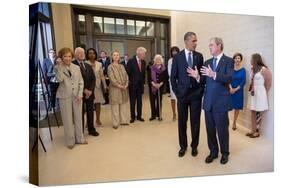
[
  {"x1": 90, "y1": 16, "x2": 155, "y2": 37},
  {"x1": 77, "y1": 14, "x2": 87, "y2": 49},
  {"x1": 160, "y1": 23, "x2": 168, "y2": 63},
  {"x1": 72, "y1": 7, "x2": 170, "y2": 64}
]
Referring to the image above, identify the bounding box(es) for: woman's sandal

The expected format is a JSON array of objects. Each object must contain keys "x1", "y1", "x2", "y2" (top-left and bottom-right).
[
  {"x1": 246, "y1": 132, "x2": 253, "y2": 136},
  {"x1": 249, "y1": 132, "x2": 260, "y2": 138}
]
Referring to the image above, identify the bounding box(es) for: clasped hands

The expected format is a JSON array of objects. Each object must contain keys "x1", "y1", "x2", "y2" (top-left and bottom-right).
[
  {"x1": 84, "y1": 89, "x2": 92, "y2": 98},
  {"x1": 118, "y1": 84, "x2": 128, "y2": 90},
  {"x1": 152, "y1": 82, "x2": 163, "y2": 89}
]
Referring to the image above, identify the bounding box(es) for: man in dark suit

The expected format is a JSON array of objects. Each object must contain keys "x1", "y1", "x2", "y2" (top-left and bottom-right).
[
  {"x1": 73, "y1": 47, "x2": 99, "y2": 137},
  {"x1": 127, "y1": 47, "x2": 147, "y2": 123},
  {"x1": 171, "y1": 32, "x2": 205, "y2": 158},
  {"x1": 121, "y1": 53, "x2": 129, "y2": 71},
  {"x1": 199, "y1": 37, "x2": 234, "y2": 164},
  {"x1": 98, "y1": 51, "x2": 111, "y2": 105},
  {"x1": 43, "y1": 49, "x2": 59, "y2": 110}
]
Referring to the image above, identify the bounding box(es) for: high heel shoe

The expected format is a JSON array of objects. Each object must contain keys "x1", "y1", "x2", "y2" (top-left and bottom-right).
[
  {"x1": 246, "y1": 132, "x2": 253, "y2": 136},
  {"x1": 249, "y1": 132, "x2": 260, "y2": 138}
]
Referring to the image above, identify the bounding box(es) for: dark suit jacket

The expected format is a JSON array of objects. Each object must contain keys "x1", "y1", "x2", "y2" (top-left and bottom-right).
[
  {"x1": 43, "y1": 58, "x2": 55, "y2": 82},
  {"x1": 127, "y1": 55, "x2": 146, "y2": 93},
  {"x1": 171, "y1": 49, "x2": 205, "y2": 101},
  {"x1": 72, "y1": 59, "x2": 96, "y2": 99},
  {"x1": 98, "y1": 57, "x2": 111, "y2": 76},
  {"x1": 203, "y1": 54, "x2": 234, "y2": 112},
  {"x1": 121, "y1": 60, "x2": 129, "y2": 72}
]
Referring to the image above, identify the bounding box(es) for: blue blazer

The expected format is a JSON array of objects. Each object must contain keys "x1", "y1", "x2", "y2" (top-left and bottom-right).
[
  {"x1": 171, "y1": 50, "x2": 204, "y2": 100},
  {"x1": 203, "y1": 54, "x2": 234, "y2": 112},
  {"x1": 43, "y1": 58, "x2": 55, "y2": 82},
  {"x1": 98, "y1": 57, "x2": 111, "y2": 76}
]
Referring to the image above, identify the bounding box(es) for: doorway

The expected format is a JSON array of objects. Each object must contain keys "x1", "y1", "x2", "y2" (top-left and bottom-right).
[{"x1": 96, "y1": 38, "x2": 154, "y2": 63}]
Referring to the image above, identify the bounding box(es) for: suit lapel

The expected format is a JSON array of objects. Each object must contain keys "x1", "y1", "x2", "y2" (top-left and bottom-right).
[
  {"x1": 216, "y1": 54, "x2": 225, "y2": 72},
  {"x1": 180, "y1": 51, "x2": 188, "y2": 69},
  {"x1": 135, "y1": 56, "x2": 142, "y2": 73}
]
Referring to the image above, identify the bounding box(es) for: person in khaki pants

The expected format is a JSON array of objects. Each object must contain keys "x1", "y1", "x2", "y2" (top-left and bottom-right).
[
  {"x1": 55, "y1": 47, "x2": 87, "y2": 149},
  {"x1": 107, "y1": 51, "x2": 129, "y2": 129}
]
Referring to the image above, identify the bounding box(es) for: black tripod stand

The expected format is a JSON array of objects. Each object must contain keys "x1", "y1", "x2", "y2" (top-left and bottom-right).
[
  {"x1": 31, "y1": 60, "x2": 54, "y2": 152},
  {"x1": 38, "y1": 61, "x2": 53, "y2": 141}
]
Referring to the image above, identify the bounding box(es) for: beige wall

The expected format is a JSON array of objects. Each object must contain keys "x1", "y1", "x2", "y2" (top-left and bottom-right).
[
  {"x1": 51, "y1": 3, "x2": 74, "y2": 51},
  {"x1": 171, "y1": 11, "x2": 274, "y2": 139}
]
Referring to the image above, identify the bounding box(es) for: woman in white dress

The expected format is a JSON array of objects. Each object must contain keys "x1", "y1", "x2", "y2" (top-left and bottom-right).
[
  {"x1": 247, "y1": 53, "x2": 272, "y2": 138},
  {"x1": 167, "y1": 46, "x2": 180, "y2": 121},
  {"x1": 86, "y1": 48, "x2": 107, "y2": 126}
]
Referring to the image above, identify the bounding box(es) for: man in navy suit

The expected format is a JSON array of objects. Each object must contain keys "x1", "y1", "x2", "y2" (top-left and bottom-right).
[
  {"x1": 127, "y1": 47, "x2": 147, "y2": 123},
  {"x1": 171, "y1": 32, "x2": 205, "y2": 158},
  {"x1": 198, "y1": 37, "x2": 234, "y2": 164},
  {"x1": 43, "y1": 49, "x2": 59, "y2": 110},
  {"x1": 121, "y1": 53, "x2": 129, "y2": 71}
]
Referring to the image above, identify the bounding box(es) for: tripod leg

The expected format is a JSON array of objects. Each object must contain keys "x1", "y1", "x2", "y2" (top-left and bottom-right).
[
  {"x1": 39, "y1": 135, "x2": 47, "y2": 152},
  {"x1": 46, "y1": 113, "x2": 53, "y2": 141},
  {"x1": 32, "y1": 136, "x2": 38, "y2": 152},
  {"x1": 39, "y1": 63, "x2": 53, "y2": 141}
]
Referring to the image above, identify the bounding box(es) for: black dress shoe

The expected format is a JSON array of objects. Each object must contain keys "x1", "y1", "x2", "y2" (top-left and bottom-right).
[
  {"x1": 137, "y1": 117, "x2": 145, "y2": 122},
  {"x1": 130, "y1": 119, "x2": 135, "y2": 123},
  {"x1": 149, "y1": 117, "x2": 156, "y2": 121},
  {"x1": 191, "y1": 148, "x2": 198, "y2": 157},
  {"x1": 178, "y1": 148, "x2": 186, "y2": 157},
  {"x1": 205, "y1": 154, "x2": 218, "y2": 163},
  {"x1": 90, "y1": 132, "x2": 99, "y2": 136},
  {"x1": 220, "y1": 155, "x2": 229, "y2": 164}
]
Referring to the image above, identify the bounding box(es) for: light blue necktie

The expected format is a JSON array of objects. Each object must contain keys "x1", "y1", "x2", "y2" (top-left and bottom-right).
[
  {"x1": 187, "y1": 52, "x2": 192, "y2": 68},
  {"x1": 212, "y1": 57, "x2": 217, "y2": 71}
]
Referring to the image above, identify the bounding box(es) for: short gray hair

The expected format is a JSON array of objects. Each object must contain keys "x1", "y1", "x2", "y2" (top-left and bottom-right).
[
  {"x1": 74, "y1": 47, "x2": 85, "y2": 55},
  {"x1": 136, "y1": 47, "x2": 147, "y2": 54},
  {"x1": 184, "y1": 32, "x2": 196, "y2": 41},
  {"x1": 153, "y1": 54, "x2": 164, "y2": 64},
  {"x1": 210, "y1": 37, "x2": 224, "y2": 51}
]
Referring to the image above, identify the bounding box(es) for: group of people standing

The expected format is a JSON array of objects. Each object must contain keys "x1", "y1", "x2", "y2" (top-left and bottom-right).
[
  {"x1": 44, "y1": 45, "x2": 166, "y2": 149},
  {"x1": 43, "y1": 31, "x2": 272, "y2": 165},
  {"x1": 169, "y1": 32, "x2": 272, "y2": 165}
]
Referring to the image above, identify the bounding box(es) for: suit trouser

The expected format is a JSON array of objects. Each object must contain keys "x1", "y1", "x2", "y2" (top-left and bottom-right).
[
  {"x1": 204, "y1": 110, "x2": 229, "y2": 156},
  {"x1": 129, "y1": 85, "x2": 143, "y2": 119},
  {"x1": 151, "y1": 91, "x2": 163, "y2": 118},
  {"x1": 177, "y1": 98, "x2": 202, "y2": 150},
  {"x1": 82, "y1": 97, "x2": 96, "y2": 134},
  {"x1": 111, "y1": 101, "x2": 129, "y2": 127},
  {"x1": 59, "y1": 97, "x2": 85, "y2": 146}
]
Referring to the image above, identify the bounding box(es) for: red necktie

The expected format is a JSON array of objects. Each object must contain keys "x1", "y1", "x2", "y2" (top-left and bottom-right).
[{"x1": 137, "y1": 59, "x2": 141, "y2": 71}]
